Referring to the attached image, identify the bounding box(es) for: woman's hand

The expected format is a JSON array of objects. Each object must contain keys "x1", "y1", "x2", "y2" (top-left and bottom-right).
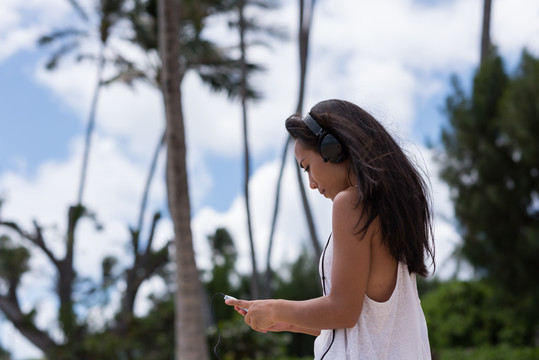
[
  {"x1": 225, "y1": 298, "x2": 278, "y2": 333},
  {"x1": 264, "y1": 322, "x2": 295, "y2": 332}
]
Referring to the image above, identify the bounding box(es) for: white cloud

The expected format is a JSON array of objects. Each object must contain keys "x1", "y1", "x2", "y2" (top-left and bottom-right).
[
  {"x1": 494, "y1": 0, "x2": 539, "y2": 56},
  {"x1": 0, "y1": 27, "x2": 42, "y2": 63},
  {"x1": 310, "y1": 0, "x2": 476, "y2": 75},
  {"x1": 0, "y1": 0, "x2": 77, "y2": 63}
]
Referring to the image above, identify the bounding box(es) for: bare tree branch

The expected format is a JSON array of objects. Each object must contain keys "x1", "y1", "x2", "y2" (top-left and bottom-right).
[
  {"x1": 0, "y1": 220, "x2": 60, "y2": 269},
  {"x1": 0, "y1": 295, "x2": 55, "y2": 353}
]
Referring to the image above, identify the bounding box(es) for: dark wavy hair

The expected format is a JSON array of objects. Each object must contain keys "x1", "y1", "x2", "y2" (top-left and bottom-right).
[{"x1": 285, "y1": 99, "x2": 435, "y2": 277}]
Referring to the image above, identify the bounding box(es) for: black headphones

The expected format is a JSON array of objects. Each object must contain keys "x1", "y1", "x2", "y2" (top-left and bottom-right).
[{"x1": 302, "y1": 112, "x2": 347, "y2": 163}]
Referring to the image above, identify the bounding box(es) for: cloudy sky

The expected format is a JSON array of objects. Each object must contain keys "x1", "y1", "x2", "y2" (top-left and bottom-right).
[{"x1": 1, "y1": 0, "x2": 538, "y2": 358}]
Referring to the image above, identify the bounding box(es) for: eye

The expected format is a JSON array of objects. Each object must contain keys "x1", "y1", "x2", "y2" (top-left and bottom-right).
[{"x1": 303, "y1": 165, "x2": 310, "y2": 173}]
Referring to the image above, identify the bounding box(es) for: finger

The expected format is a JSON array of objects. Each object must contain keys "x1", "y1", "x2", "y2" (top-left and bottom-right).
[
  {"x1": 225, "y1": 299, "x2": 251, "y2": 310},
  {"x1": 243, "y1": 311, "x2": 252, "y2": 327},
  {"x1": 234, "y1": 306, "x2": 247, "y2": 316}
]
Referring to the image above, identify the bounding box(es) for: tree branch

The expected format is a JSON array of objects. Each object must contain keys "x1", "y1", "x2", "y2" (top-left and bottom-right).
[
  {"x1": 0, "y1": 294, "x2": 55, "y2": 353},
  {"x1": 0, "y1": 220, "x2": 60, "y2": 270},
  {"x1": 142, "y1": 212, "x2": 161, "y2": 263}
]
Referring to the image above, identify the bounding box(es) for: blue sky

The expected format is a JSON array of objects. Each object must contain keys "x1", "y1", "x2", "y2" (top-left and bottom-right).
[{"x1": 1, "y1": 0, "x2": 539, "y2": 358}]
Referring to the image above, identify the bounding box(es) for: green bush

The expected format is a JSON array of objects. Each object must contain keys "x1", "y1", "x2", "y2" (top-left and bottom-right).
[
  {"x1": 436, "y1": 345, "x2": 539, "y2": 360},
  {"x1": 207, "y1": 316, "x2": 291, "y2": 360},
  {"x1": 422, "y1": 280, "x2": 528, "y2": 349}
]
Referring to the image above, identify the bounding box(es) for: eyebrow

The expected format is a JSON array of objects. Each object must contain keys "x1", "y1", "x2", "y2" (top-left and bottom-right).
[{"x1": 299, "y1": 159, "x2": 305, "y2": 169}]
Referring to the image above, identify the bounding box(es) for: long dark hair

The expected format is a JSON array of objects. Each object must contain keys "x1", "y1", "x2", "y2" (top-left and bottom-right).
[{"x1": 286, "y1": 99, "x2": 435, "y2": 277}]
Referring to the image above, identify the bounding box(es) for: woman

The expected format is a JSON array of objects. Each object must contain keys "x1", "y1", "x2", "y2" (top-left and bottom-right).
[{"x1": 226, "y1": 99, "x2": 435, "y2": 359}]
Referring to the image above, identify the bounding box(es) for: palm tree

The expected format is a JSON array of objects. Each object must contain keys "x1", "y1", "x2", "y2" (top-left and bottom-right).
[
  {"x1": 227, "y1": 0, "x2": 287, "y2": 299},
  {"x1": 237, "y1": 0, "x2": 260, "y2": 299},
  {"x1": 265, "y1": 0, "x2": 320, "y2": 296},
  {"x1": 37, "y1": 0, "x2": 131, "y2": 342},
  {"x1": 10, "y1": 0, "x2": 261, "y2": 358},
  {"x1": 294, "y1": 0, "x2": 321, "y2": 257},
  {"x1": 39, "y1": 0, "x2": 131, "y2": 206},
  {"x1": 124, "y1": 1, "x2": 267, "y2": 357},
  {"x1": 153, "y1": 0, "x2": 270, "y2": 357},
  {"x1": 480, "y1": 0, "x2": 493, "y2": 65}
]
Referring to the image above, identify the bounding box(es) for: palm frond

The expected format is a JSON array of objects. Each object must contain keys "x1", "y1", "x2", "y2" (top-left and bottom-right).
[
  {"x1": 38, "y1": 28, "x2": 87, "y2": 46},
  {"x1": 67, "y1": 0, "x2": 90, "y2": 21},
  {"x1": 103, "y1": 55, "x2": 151, "y2": 87},
  {"x1": 44, "y1": 41, "x2": 82, "y2": 70},
  {"x1": 198, "y1": 61, "x2": 264, "y2": 100},
  {"x1": 228, "y1": 16, "x2": 288, "y2": 42},
  {"x1": 74, "y1": 53, "x2": 98, "y2": 63},
  {"x1": 126, "y1": 4, "x2": 158, "y2": 51},
  {"x1": 100, "y1": 0, "x2": 126, "y2": 16},
  {"x1": 246, "y1": 0, "x2": 280, "y2": 10},
  {"x1": 102, "y1": 69, "x2": 149, "y2": 87}
]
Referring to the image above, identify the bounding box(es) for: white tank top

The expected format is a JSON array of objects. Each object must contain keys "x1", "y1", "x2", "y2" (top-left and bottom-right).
[{"x1": 313, "y1": 235, "x2": 431, "y2": 360}]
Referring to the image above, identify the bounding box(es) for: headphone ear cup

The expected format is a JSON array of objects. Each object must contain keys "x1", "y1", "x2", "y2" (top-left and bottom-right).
[{"x1": 319, "y1": 133, "x2": 347, "y2": 163}]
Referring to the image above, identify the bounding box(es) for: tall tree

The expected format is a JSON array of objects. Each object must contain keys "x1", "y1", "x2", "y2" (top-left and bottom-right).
[
  {"x1": 237, "y1": 0, "x2": 260, "y2": 299},
  {"x1": 157, "y1": 0, "x2": 209, "y2": 358},
  {"x1": 439, "y1": 50, "x2": 539, "y2": 343},
  {"x1": 265, "y1": 0, "x2": 319, "y2": 296},
  {"x1": 38, "y1": 0, "x2": 131, "y2": 206},
  {"x1": 233, "y1": 0, "x2": 285, "y2": 299},
  {"x1": 480, "y1": 0, "x2": 493, "y2": 65},
  {"x1": 293, "y1": 0, "x2": 321, "y2": 258},
  {"x1": 38, "y1": 2, "x2": 135, "y2": 337},
  {"x1": 0, "y1": 187, "x2": 169, "y2": 359},
  {"x1": 2, "y1": 0, "x2": 262, "y2": 358}
]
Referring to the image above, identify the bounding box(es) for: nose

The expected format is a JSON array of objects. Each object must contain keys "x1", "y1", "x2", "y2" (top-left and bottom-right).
[{"x1": 308, "y1": 173, "x2": 317, "y2": 189}]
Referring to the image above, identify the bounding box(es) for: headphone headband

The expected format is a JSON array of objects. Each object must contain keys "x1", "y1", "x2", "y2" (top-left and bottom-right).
[
  {"x1": 301, "y1": 112, "x2": 347, "y2": 163},
  {"x1": 302, "y1": 113, "x2": 324, "y2": 137}
]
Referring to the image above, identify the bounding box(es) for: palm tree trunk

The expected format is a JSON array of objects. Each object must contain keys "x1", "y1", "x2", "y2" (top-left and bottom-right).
[
  {"x1": 158, "y1": 0, "x2": 209, "y2": 359},
  {"x1": 238, "y1": 0, "x2": 260, "y2": 299},
  {"x1": 295, "y1": 0, "x2": 320, "y2": 258},
  {"x1": 264, "y1": 135, "x2": 292, "y2": 297},
  {"x1": 77, "y1": 47, "x2": 104, "y2": 205},
  {"x1": 137, "y1": 130, "x2": 166, "y2": 233},
  {"x1": 480, "y1": 0, "x2": 492, "y2": 65},
  {"x1": 264, "y1": 0, "x2": 320, "y2": 296}
]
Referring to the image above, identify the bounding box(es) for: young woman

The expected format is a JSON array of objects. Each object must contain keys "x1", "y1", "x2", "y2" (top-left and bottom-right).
[{"x1": 226, "y1": 99, "x2": 435, "y2": 359}]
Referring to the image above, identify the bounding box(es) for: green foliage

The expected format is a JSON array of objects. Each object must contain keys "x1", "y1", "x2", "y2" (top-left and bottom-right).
[
  {"x1": 439, "y1": 49, "x2": 539, "y2": 342},
  {"x1": 417, "y1": 276, "x2": 441, "y2": 298},
  {"x1": 0, "y1": 235, "x2": 30, "y2": 286},
  {"x1": 272, "y1": 245, "x2": 321, "y2": 301},
  {"x1": 0, "y1": 343, "x2": 11, "y2": 360},
  {"x1": 269, "y1": 246, "x2": 320, "y2": 358},
  {"x1": 205, "y1": 228, "x2": 244, "y2": 322},
  {"x1": 208, "y1": 316, "x2": 291, "y2": 360},
  {"x1": 126, "y1": 0, "x2": 266, "y2": 98},
  {"x1": 204, "y1": 230, "x2": 319, "y2": 359},
  {"x1": 436, "y1": 345, "x2": 539, "y2": 360},
  {"x1": 38, "y1": 0, "x2": 130, "y2": 70},
  {"x1": 422, "y1": 280, "x2": 529, "y2": 351},
  {"x1": 45, "y1": 293, "x2": 175, "y2": 360}
]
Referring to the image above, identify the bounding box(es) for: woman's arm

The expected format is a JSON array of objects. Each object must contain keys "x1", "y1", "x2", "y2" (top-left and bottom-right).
[
  {"x1": 266, "y1": 322, "x2": 322, "y2": 336},
  {"x1": 226, "y1": 188, "x2": 376, "y2": 332},
  {"x1": 231, "y1": 306, "x2": 321, "y2": 336}
]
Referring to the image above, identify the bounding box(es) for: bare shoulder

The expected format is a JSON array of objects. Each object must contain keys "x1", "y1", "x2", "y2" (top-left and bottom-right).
[
  {"x1": 332, "y1": 187, "x2": 364, "y2": 235},
  {"x1": 333, "y1": 187, "x2": 360, "y2": 212}
]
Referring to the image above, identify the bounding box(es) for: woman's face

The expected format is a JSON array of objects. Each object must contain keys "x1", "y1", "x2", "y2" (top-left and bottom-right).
[{"x1": 294, "y1": 140, "x2": 352, "y2": 201}]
